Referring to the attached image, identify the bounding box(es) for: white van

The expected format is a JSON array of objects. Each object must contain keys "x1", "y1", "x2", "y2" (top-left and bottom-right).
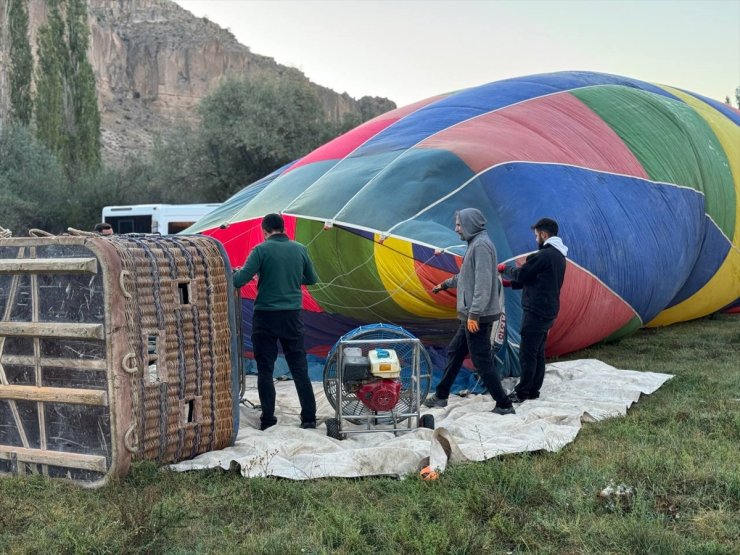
[{"x1": 101, "y1": 203, "x2": 221, "y2": 235}]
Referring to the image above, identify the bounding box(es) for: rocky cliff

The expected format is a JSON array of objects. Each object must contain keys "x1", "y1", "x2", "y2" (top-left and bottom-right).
[{"x1": 0, "y1": 0, "x2": 395, "y2": 163}]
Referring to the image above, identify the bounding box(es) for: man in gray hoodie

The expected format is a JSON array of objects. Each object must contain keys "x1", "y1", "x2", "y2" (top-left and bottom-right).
[{"x1": 424, "y1": 208, "x2": 515, "y2": 415}]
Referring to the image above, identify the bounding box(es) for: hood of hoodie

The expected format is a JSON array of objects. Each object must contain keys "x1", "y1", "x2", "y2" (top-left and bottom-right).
[
  {"x1": 456, "y1": 208, "x2": 486, "y2": 242},
  {"x1": 543, "y1": 236, "x2": 568, "y2": 256}
]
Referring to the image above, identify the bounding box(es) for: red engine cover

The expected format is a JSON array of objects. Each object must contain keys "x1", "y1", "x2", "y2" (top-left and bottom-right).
[{"x1": 357, "y1": 379, "x2": 402, "y2": 412}]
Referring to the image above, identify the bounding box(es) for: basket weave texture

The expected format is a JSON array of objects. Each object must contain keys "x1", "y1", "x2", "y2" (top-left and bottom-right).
[
  {"x1": 111, "y1": 235, "x2": 234, "y2": 463},
  {"x1": 0, "y1": 233, "x2": 235, "y2": 486}
]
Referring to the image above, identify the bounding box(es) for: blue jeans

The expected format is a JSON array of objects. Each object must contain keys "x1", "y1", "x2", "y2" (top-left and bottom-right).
[{"x1": 435, "y1": 320, "x2": 511, "y2": 407}]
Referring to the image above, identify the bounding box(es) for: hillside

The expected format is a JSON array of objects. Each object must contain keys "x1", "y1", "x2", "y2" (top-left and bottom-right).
[{"x1": 0, "y1": 0, "x2": 395, "y2": 163}]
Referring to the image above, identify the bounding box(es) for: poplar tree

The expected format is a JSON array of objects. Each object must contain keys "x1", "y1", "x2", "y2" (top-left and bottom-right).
[
  {"x1": 35, "y1": 0, "x2": 100, "y2": 177},
  {"x1": 66, "y1": 0, "x2": 100, "y2": 171},
  {"x1": 34, "y1": 0, "x2": 66, "y2": 158},
  {"x1": 8, "y1": 0, "x2": 33, "y2": 126}
]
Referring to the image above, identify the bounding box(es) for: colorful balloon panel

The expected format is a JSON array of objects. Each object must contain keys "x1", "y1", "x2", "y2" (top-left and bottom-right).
[{"x1": 190, "y1": 71, "x2": 740, "y2": 376}]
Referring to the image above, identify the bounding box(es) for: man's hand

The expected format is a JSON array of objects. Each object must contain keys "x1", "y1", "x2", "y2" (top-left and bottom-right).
[
  {"x1": 467, "y1": 318, "x2": 479, "y2": 333},
  {"x1": 497, "y1": 263, "x2": 506, "y2": 273},
  {"x1": 431, "y1": 283, "x2": 445, "y2": 294}
]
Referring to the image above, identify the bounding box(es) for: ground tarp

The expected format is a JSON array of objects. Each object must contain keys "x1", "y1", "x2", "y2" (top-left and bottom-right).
[{"x1": 171, "y1": 359, "x2": 672, "y2": 479}]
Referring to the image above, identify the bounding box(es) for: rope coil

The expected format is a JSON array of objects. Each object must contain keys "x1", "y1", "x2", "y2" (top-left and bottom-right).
[
  {"x1": 121, "y1": 352, "x2": 138, "y2": 375},
  {"x1": 124, "y1": 423, "x2": 139, "y2": 453},
  {"x1": 119, "y1": 270, "x2": 132, "y2": 299}
]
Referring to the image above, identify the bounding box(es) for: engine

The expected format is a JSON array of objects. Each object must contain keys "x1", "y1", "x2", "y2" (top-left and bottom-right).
[{"x1": 341, "y1": 348, "x2": 402, "y2": 412}]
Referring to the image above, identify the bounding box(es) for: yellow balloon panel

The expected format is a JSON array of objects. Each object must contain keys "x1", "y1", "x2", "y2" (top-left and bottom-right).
[
  {"x1": 374, "y1": 235, "x2": 457, "y2": 319},
  {"x1": 648, "y1": 247, "x2": 740, "y2": 326}
]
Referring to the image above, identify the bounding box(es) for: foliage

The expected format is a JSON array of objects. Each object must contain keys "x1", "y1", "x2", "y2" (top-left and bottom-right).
[
  {"x1": 0, "y1": 125, "x2": 69, "y2": 234},
  {"x1": 34, "y1": 0, "x2": 100, "y2": 178},
  {"x1": 147, "y1": 123, "x2": 218, "y2": 203},
  {"x1": 0, "y1": 315, "x2": 738, "y2": 553},
  {"x1": 34, "y1": 0, "x2": 66, "y2": 162},
  {"x1": 357, "y1": 95, "x2": 396, "y2": 121},
  {"x1": 6, "y1": 24, "x2": 391, "y2": 231},
  {"x1": 195, "y1": 76, "x2": 329, "y2": 200},
  {"x1": 114, "y1": 75, "x2": 388, "y2": 206},
  {"x1": 8, "y1": 0, "x2": 33, "y2": 126},
  {"x1": 66, "y1": 0, "x2": 101, "y2": 173}
]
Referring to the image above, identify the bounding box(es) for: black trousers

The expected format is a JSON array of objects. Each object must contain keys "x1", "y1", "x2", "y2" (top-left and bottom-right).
[
  {"x1": 515, "y1": 311, "x2": 555, "y2": 399},
  {"x1": 251, "y1": 309, "x2": 316, "y2": 425},
  {"x1": 435, "y1": 320, "x2": 511, "y2": 407}
]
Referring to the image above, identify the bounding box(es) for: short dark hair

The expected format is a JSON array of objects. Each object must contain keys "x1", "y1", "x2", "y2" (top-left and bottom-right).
[
  {"x1": 261, "y1": 213, "x2": 285, "y2": 233},
  {"x1": 531, "y1": 217, "x2": 558, "y2": 236},
  {"x1": 94, "y1": 222, "x2": 112, "y2": 232}
]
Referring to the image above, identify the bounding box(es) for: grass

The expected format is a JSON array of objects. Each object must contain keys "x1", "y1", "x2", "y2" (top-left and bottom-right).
[{"x1": 1, "y1": 314, "x2": 738, "y2": 554}]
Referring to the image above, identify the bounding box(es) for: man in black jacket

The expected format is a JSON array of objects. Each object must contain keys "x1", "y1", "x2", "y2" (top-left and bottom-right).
[{"x1": 499, "y1": 218, "x2": 567, "y2": 403}]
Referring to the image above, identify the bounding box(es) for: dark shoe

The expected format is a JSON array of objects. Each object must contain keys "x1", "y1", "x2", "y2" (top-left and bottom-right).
[
  {"x1": 492, "y1": 405, "x2": 516, "y2": 415},
  {"x1": 260, "y1": 418, "x2": 277, "y2": 431},
  {"x1": 300, "y1": 421, "x2": 316, "y2": 429},
  {"x1": 423, "y1": 393, "x2": 448, "y2": 408},
  {"x1": 508, "y1": 392, "x2": 527, "y2": 404}
]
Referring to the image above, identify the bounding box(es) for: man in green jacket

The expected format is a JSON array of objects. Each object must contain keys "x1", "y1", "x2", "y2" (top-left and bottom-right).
[{"x1": 233, "y1": 213, "x2": 319, "y2": 430}]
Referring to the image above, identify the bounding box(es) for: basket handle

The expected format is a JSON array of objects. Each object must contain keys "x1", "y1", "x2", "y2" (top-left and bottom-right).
[
  {"x1": 124, "y1": 423, "x2": 139, "y2": 454},
  {"x1": 122, "y1": 352, "x2": 138, "y2": 375},
  {"x1": 66, "y1": 227, "x2": 98, "y2": 237},
  {"x1": 28, "y1": 229, "x2": 54, "y2": 237},
  {"x1": 119, "y1": 270, "x2": 132, "y2": 299}
]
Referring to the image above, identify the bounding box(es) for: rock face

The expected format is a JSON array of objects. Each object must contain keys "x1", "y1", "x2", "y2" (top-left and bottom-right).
[{"x1": 0, "y1": 0, "x2": 395, "y2": 163}]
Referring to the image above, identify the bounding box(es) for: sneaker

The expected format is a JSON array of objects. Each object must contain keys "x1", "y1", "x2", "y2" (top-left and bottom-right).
[
  {"x1": 492, "y1": 405, "x2": 516, "y2": 415},
  {"x1": 423, "y1": 393, "x2": 448, "y2": 408},
  {"x1": 260, "y1": 419, "x2": 277, "y2": 431},
  {"x1": 300, "y1": 421, "x2": 316, "y2": 429},
  {"x1": 508, "y1": 392, "x2": 527, "y2": 404}
]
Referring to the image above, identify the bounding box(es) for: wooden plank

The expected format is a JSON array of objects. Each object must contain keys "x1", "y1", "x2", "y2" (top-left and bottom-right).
[
  {"x1": 0, "y1": 384, "x2": 107, "y2": 406},
  {"x1": 30, "y1": 263, "x2": 48, "y2": 477},
  {"x1": 0, "y1": 356, "x2": 106, "y2": 370},
  {"x1": 0, "y1": 445, "x2": 107, "y2": 473},
  {"x1": 0, "y1": 260, "x2": 31, "y2": 448},
  {"x1": 0, "y1": 258, "x2": 98, "y2": 274},
  {"x1": 0, "y1": 322, "x2": 104, "y2": 340}
]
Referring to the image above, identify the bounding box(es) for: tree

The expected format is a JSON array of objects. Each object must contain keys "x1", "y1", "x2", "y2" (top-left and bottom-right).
[
  {"x1": 0, "y1": 125, "x2": 69, "y2": 234},
  {"x1": 111, "y1": 76, "x2": 396, "y2": 207},
  {"x1": 197, "y1": 76, "x2": 328, "y2": 199},
  {"x1": 65, "y1": 0, "x2": 101, "y2": 172},
  {"x1": 34, "y1": 0, "x2": 67, "y2": 161},
  {"x1": 34, "y1": 0, "x2": 100, "y2": 178},
  {"x1": 8, "y1": 0, "x2": 33, "y2": 125},
  {"x1": 63, "y1": 158, "x2": 157, "y2": 229},
  {"x1": 147, "y1": 124, "x2": 217, "y2": 202}
]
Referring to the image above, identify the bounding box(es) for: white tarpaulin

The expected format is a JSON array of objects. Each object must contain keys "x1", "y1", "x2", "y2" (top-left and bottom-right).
[{"x1": 171, "y1": 359, "x2": 672, "y2": 479}]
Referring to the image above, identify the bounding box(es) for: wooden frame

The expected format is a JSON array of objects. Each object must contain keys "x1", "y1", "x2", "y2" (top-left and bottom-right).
[{"x1": 0, "y1": 235, "x2": 238, "y2": 487}]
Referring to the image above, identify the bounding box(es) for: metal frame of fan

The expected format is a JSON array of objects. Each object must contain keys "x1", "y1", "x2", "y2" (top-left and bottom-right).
[{"x1": 323, "y1": 324, "x2": 434, "y2": 440}]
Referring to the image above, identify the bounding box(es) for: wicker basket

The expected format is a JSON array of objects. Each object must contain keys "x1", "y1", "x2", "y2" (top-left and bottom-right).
[{"x1": 0, "y1": 233, "x2": 239, "y2": 486}]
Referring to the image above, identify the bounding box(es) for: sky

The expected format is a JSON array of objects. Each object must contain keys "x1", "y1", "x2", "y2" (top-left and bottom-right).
[{"x1": 172, "y1": 0, "x2": 740, "y2": 108}]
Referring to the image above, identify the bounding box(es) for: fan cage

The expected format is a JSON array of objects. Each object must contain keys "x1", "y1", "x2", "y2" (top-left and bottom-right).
[{"x1": 323, "y1": 324, "x2": 432, "y2": 424}]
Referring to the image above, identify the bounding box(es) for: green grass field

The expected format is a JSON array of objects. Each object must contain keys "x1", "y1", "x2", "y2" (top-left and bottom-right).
[{"x1": 1, "y1": 314, "x2": 738, "y2": 554}]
